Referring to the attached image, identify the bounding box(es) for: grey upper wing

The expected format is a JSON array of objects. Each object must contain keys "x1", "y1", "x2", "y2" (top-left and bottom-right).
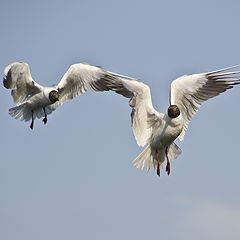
[{"x1": 3, "y1": 62, "x2": 42, "y2": 105}]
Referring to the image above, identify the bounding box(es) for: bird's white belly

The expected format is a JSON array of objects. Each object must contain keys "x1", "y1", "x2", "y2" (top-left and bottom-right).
[
  {"x1": 27, "y1": 92, "x2": 51, "y2": 109},
  {"x1": 150, "y1": 115, "x2": 183, "y2": 149}
]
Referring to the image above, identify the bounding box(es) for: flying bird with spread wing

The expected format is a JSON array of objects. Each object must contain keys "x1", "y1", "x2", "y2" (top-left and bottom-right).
[
  {"x1": 3, "y1": 62, "x2": 132, "y2": 129},
  {"x1": 108, "y1": 65, "x2": 240, "y2": 176}
]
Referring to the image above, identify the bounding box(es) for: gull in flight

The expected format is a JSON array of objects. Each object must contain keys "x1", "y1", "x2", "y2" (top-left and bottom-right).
[
  {"x1": 3, "y1": 62, "x2": 131, "y2": 129},
  {"x1": 109, "y1": 65, "x2": 240, "y2": 176}
]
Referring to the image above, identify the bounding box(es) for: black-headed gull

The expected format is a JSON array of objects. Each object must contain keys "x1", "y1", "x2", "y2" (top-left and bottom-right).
[
  {"x1": 109, "y1": 65, "x2": 240, "y2": 176},
  {"x1": 3, "y1": 62, "x2": 132, "y2": 129}
]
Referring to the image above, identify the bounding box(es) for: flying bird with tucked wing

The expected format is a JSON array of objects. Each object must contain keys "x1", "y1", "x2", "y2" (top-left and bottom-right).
[
  {"x1": 108, "y1": 65, "x2": 240, "y2": 176},
  {"x1": 3, "y1": 62, "x2": 132, "y2": 129}
]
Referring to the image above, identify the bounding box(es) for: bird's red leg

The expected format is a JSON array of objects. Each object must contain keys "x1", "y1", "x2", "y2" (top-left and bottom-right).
[
  {"x1": 165, "y1": 147, "x2": 170, "y2": 175},
  {"x1": 30, "y1": 110, "x2": 34, "y2": 130},
  {"x1": 156, "y1": 150, "x2": 160, "y2": 176}
]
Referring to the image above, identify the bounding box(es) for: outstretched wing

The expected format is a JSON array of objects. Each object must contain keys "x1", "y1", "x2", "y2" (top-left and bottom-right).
[
  {"x1": 170, "y1": 65, "x2": 240, "y2": 141},
  {"x1": 111, "y1": 78, "x2": 163, "y2": 147},
  {"x1": 3, "y1": 62, "x2": 42, "y2": 105},
  {"x1": 51, "y1": 63, "x2": 134, "y2": 108}
]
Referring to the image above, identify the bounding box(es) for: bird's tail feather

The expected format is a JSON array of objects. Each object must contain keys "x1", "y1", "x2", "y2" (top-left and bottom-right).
[
  {"x1": 133, "y1": 144, "x2": 152, "y2": 170},
  {"x1": 8, "y1": 103, "x2": 32, "y2": 122},
  {"x1": 132, "y1": 143, "x2": 182, "y2": 174}
]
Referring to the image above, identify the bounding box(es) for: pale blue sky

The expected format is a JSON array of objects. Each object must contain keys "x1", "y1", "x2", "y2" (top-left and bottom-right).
[{"x1": 1, "y1": 1, "x2": 240, "y2": 240}]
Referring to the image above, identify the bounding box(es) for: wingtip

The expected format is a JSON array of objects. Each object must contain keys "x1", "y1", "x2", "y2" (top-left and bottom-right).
[
  {"x1": 207, "y1": 64, "x2": 240, "y2": 75},
  {"x1": 3, "y1": 64, "x2": 12, "y2": 89},
  {"x1": 3, "y1": 64, "x2": 11, "y2": 76}
]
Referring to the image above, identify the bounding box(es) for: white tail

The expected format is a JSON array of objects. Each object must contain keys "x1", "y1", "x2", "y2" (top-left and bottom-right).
[
  {"x1": 8, "y1": 103, "x2": 32, "y2": 122},
  {"x1": 132, "y1": 142, "x2": 182, "y2": 174},
  {"x1": 133, "y1": 144, "x2": 152, "y2": 170}
]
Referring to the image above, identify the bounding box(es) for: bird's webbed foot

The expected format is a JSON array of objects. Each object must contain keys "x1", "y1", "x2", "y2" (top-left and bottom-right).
[
  {"x1": 156, "y1": 150, "x2": 160, "y2": 177},
  {"x1": 30, "y1": 110, "x2": 34, "y2": 130},
  {"x1": 42, "y1": 117, "x2": 47, "y2": 124},
  {"x1": 42, "y1": 107, "x2": 47, "y2": 125},
  {"x1": 165, "y1": 147, "x2": 170, "y2": 175},
  {"x1": 165, "y1": 161, "x2": 170, "y2": 175}
]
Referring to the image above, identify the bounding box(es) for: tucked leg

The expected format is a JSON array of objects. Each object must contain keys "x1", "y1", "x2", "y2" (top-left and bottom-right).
[
  {"x1": 30, "y1": 110, "x2": 34, "y2": 130},
  {"x1": 42, "y1": 107, "x2": 47, "y2": 124},
  {"x1": 165, "y1": 147, "x2": 170, "y2": 175}
]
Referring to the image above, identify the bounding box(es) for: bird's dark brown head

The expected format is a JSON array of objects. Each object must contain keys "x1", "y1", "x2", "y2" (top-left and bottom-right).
[
  {"x1": 49, "y1": 90, "x2": 59, "y2": 103},
  {"x1": 168, "y1": 105, "x2": 180, "y2": 118}
]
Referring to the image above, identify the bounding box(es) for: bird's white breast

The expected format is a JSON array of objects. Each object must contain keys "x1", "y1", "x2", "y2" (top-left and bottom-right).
[
  {"x1": 150, "y1": 114, "x2": 183, "y2": 149},
  {"x1": 27, "y1": 87, "x2": 56, "y2": 109}
]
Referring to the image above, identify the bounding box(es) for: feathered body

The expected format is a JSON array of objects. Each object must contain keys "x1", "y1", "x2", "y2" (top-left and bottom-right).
[
  {"x1": 150, "y1": 114, "x2": 183, "y2": 150},
  {"x1": 132, "y1": 107, "x2": 183, "y2": 175},
  {"x1": 8, "y1": 86, "x2": 58, "y2": 122}
]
